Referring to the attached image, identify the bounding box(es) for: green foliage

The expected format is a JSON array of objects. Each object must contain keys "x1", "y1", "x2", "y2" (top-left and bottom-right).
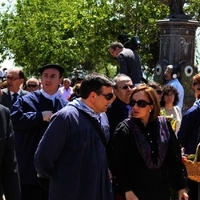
[{"x1": 1, "y1": 0, "x2": 198, "y2": 78}]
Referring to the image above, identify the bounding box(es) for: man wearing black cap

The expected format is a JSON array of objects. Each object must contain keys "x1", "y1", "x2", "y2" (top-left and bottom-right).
[{"x1": 11, "y1": 64, "x2": 67, "y2": 200}]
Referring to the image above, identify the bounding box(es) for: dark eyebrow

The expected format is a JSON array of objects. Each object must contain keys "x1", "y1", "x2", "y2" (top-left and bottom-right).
[{"x1": 43, "y1": 73, "x2": 58, "y2": 77}]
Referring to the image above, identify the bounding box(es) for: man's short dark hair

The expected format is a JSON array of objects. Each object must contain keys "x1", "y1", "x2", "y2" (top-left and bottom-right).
[
  {"x1": 19, "y1": 69, "x2": 25, "y2": 79},
  {"x1": 109, "y1": 42, "x2": 124, "y2": 50},
  {"x1": 80, "y1": 73, "x2": 114, "y2": 99}
]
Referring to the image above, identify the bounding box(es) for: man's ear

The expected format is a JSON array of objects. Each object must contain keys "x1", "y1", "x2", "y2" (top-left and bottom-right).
[{"x1": 59, "y1": 77, "x2": 63, "y2": 85}]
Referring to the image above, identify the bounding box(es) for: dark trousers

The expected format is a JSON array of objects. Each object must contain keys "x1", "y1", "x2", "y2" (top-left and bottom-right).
[{"x1": 21, "y1": 184, "x2": 48, "y2": 200}]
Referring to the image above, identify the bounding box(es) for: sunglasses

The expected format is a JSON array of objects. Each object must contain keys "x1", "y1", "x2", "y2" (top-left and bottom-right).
[
  {"x1": 193, "y1": 82, "x2": 198, "y2": 86},
  {"x1": 119, "y1": 85, "x2": 134, "y2": 90},
  {"x1": 27, "y1": 84, "x2": 38, "y2": 88},
  {"x1": 100, "y1": 93, "x2": 114, "y2": 100},
  {"x1": 156, "y1": 90, "x2": 163, "y2": 95},
  {"x1": 129, "y1": 99, "x2": 152, "y2": 108}
]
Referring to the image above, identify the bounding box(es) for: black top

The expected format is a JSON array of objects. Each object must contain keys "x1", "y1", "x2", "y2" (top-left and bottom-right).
[
  {"x1": 110, "y1": 117, "x2": 186, "y2": 200},
  {"x1": 106, "y1": 97, "x2": 129, "y2": 162}
]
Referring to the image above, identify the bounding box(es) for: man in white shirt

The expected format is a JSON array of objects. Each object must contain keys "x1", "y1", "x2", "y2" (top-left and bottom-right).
[
  {"x1": 57, "y1": 78, "x2": 73, "y2": 100},
  {"x1": 164, "y1": 64, "x2": 184, "y2": 110}
]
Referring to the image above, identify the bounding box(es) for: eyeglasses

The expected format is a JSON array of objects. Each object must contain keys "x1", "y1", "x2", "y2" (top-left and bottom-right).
[
  {"x1": 6, "y1": 76, "x2": 20, "y2": 81},
  {"x1": 100, "y1": 93, "x2": 114, "y2": 100},
  {"x1": 27, "y1": 84, "x2": 38, "y2": 88},
  {"x1": 129, "y1": 99, "x2": 152, "y2": 108},
  {"x1": 119, "y1": 85, "x2": 134, "y2": 90},
  {"x1": 193, "y1": 82, "x2": 198, "y2": 86},
  {"x1": 156, "y1": 90, "x2": 163, "y2": 95}
]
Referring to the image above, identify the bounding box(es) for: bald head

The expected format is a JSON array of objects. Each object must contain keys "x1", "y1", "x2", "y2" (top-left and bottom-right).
[
  {"x1": 6, "y1": 67, "x2": 25, "y2": 93},
  {"x1": 26, "y1": 77, "x2": 40, "y2": 92}
]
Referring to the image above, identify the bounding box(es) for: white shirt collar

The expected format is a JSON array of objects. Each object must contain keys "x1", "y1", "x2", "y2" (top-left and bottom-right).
[
  {"x1": 40, "y1": 89, "x2": 58, "y2": 101},
  {"x1": 10, "y1": 90, "x2": 21, "y2": 95}
]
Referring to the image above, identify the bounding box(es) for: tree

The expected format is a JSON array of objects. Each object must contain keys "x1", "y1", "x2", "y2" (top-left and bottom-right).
[{"x1": 0, "y1": 0, "x2": 180, "y2": 78}]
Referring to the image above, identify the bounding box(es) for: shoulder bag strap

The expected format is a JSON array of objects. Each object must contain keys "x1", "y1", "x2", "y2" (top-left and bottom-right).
[{"x1": 76, "y1": 108, "x2": 107, "y2": 147}]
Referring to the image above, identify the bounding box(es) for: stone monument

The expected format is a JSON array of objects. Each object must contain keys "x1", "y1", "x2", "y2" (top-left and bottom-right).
[{"x1": 154, "y1": 1, "x2": 200, "y2": 111}]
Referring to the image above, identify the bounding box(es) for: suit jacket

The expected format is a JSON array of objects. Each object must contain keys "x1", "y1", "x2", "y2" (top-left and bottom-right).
[
  {"x1": 0, "y1": 105, "x2": 21, "y2": 200},
  {"x1": 0, "y1": 88, "x2": 28, "y2": 110},
  {"x1": 117, "y1": 48, "x2": 142, "y2": 84}
]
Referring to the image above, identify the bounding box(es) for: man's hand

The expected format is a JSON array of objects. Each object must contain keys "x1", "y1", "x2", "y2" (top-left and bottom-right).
[
  {"x1": 42, "y1": 111, "x2": 53, "y2": 122},
  {"x1": 125, "y1": 190, "x2": 138, "y2": 200}
]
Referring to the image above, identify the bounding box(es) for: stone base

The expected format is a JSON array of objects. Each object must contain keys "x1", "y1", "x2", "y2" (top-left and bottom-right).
[{"x1": 167, "y1": 14, "x2": 192, "y2": 21}]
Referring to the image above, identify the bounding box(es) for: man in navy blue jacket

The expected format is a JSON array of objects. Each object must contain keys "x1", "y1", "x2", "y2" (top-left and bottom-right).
[
  {"x1": 178, "y1": 99, "x2": 200, "y2": 200},
  {"x1": 35, "y1": 73, "x2": 114, "y2": 200},
  {"x1": 11, "y1": 64, "x2": 67, "y2": 200}
]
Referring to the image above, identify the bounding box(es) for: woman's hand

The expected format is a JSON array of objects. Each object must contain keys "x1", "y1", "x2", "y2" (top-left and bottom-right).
[
  {"x1": 178, "y1": 188, "x2": 188, "y2": 200},
  {"x1": 125, "y1": 190, "x2": 138, "y2": 200}
]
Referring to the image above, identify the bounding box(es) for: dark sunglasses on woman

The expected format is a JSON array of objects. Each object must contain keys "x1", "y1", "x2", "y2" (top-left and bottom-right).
[{"x1": 129, "y1": 99, "x2": 152, "y2": 108}]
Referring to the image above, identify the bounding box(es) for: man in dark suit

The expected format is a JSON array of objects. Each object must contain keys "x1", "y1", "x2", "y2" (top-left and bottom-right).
[
  {"x1": 0, "y1": 104, "x2": 21, "y2": 200},
  {"x1": 11, "y1": 64, "x2": 67, "y2": 200},
  {"x1": 109, "y1": 42, "x2": 142, "y2": 85},
  {"x1": 0, "y1": 67, "x2": 28, "y2": 110},
  {"x1": 106, "y1": 74, "x2": 134, "y2": 160}
]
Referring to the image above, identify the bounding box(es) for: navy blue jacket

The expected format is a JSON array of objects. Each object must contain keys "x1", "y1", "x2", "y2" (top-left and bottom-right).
[
  {"x1": 178, "y1": 101, "x2": 200, "y2": 154},
  {"x1": 35, "y1": 105, "x2": 113, "y2": 200},
  {"x1": 10, "y1": 90, "x2": 67, "y2": 185}
]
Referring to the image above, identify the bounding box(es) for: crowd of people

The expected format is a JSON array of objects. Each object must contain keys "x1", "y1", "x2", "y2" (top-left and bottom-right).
[{"x1": 0, "y1": 41, "x2": 198, "y2": 200}]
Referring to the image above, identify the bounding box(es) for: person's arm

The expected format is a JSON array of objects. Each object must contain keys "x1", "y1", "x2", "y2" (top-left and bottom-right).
[
  {"x1": 1, "y1": 109, "x2": 21, "y2": 200},
  {"x1": 117, "y1": 54, "x2": 128, "y2": 75},
  {"x1": 11, "y1": 96, "x2": 49, "y2": 131},
  {"x1": 177, "y1": 109, "x2": 196, "y2": 150},
  {"x1": 110, "y1": 122, "x2": 134, "y2": 194}
]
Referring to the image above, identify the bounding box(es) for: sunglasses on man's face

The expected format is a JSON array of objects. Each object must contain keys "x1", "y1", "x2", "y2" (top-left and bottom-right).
[
  {"x1": 129, "y1": 99, "x2": 152, "y2": 108},
  {"x1": 27, "y1": 84, "x2": 38, "y2": 88},
  {"x1": 100, "y1": 93, "x2": 114, "y2": 100},
  {"x1": 119, "y1": 85, "x2": 134, "y2": 90}
]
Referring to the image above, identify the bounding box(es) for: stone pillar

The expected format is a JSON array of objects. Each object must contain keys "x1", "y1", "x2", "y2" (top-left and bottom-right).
[{"x1": 154, "y1": 19, "x2": 200, "y2": 110}]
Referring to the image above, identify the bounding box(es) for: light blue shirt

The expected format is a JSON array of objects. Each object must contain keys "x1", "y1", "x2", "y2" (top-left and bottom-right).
[{"x1": 167, "y1": 78, "x2": 184, "y2": 110}]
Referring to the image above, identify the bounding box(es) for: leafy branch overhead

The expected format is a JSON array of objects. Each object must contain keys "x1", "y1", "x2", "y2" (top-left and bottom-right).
[{"x1": 0, "y1": 0, "x2": 199, "y2": 78}]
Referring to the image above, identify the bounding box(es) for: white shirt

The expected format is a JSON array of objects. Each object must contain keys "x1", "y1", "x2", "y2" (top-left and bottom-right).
[
  {"x1": 0, "y1": 69, "x2": 3, "y2": 77},
  {"x1": 57, "y1": 86, "x2": 73, "y2": 101}
]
